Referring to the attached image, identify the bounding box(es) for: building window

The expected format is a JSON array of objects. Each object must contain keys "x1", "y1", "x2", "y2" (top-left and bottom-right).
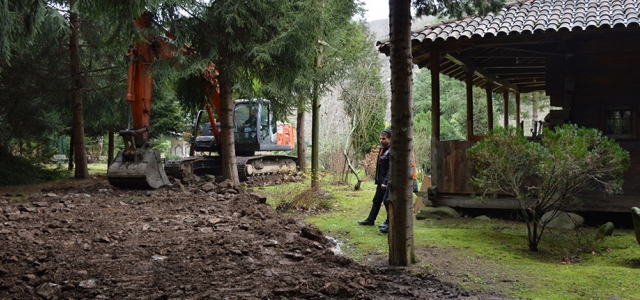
[{"x1": 605, "y1": 109, "x2": 634, "y2": 138}]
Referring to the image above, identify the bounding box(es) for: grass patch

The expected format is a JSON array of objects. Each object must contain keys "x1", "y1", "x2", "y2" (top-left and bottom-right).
[{"x1": 260, "y1": 178, "x2": 640, "y2": 300}]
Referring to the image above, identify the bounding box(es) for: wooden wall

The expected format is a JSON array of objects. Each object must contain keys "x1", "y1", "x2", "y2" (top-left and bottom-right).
[
  {"x1": 433, "y1": 140, "x2": 477, "y2": 194},
  {"x1": 545, "y1": 33, "x2": 640, "y2": 197}
]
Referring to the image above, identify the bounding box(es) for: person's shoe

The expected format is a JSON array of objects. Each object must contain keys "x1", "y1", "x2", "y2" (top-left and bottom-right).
[
  {"x1": 378, "y1": 220, "x2": 388, "y2": 228},
  {"x1": 357, "y1": 219, "x2": 374, "y2": 226},
  {"x1": 379, "y1": 224, "x2": 389, "y2": 233}
]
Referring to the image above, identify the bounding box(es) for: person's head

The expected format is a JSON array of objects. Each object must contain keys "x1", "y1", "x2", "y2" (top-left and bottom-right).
[
  {"x1": 251, "y1": 109, "x2": 257, "y2": 116},
  {"x1": 379, "y1": 127, "x2": 391, "y2": 147}
]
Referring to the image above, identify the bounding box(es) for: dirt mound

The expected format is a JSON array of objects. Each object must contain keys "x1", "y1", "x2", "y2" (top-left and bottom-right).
[{"x1": 1, "y1": 177, "x2": 506, "y2": 299}]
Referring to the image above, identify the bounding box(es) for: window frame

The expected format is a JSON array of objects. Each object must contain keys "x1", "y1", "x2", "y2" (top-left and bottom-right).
[{"x1": 601, "y1": 107, "x2": 637, "y2": 140}]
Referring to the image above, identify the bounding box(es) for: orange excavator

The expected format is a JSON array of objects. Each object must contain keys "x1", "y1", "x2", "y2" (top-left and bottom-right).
[{"x1": 107, "y1": 13, "x2": 296, "y2": 189}]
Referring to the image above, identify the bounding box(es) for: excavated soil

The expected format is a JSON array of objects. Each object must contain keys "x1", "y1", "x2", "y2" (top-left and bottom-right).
[{"x1": 0, "y1": 175, "x2": 509, "y2": 299}]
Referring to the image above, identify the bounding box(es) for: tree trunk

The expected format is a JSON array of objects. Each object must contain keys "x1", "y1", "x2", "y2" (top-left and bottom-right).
[
  {"x1": 68, "y1": 132, "x2": 74, "y2": 171},
  {"x1": 108, "y1": 130, "x2": 114, "y2": 165},
  {"x1": 311, "y1": 45, "x2": 323, "y2": 188},
  {"x1": 296, "y1": 100, "x2": 307, "y2": 172},
  {"x1": 388, "y1": 0, "x2": 416, "y2": 266},
  {"x1": 217, "y1": 71, "x2": 240, "y2": 184},
  {"x1": 69, "y1": 5, "x2": 88, "y2": 179}
]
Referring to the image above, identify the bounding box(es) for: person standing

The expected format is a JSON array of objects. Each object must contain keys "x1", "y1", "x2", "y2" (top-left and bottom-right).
[
  {"x1": 379, "y1": 150, "x2": 418, "y2": 233},
  {"x1": 358, "y1": 128, "x2": 391, "y2": 226}
]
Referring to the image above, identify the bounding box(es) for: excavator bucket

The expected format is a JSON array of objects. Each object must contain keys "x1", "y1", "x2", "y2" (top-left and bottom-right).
[{"x1": 107, "y1": 149, "x2": 170, "y2": 189}]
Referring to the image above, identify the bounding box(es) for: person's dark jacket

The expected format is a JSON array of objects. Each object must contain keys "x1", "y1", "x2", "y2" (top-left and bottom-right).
[{"x1": 374, "y1": 145, "x2": 390, "y2": 186}]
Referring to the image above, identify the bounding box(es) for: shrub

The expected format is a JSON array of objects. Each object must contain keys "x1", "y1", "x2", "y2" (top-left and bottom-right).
[{"x1": 467, "y1": 125, "x2": 630, "y2": 251}]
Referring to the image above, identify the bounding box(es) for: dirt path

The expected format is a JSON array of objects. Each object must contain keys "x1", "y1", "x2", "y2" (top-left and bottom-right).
[{"x1": 1, "y1": 176, "x2": 509, "y2": 299}]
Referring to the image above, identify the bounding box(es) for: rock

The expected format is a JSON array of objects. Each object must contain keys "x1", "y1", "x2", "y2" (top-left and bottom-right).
[
  {"x1": 78, "y1": 279, "x2": 99, "y2": 289},
  {"x1": 199, "y1": 227, "x2": 213, "y2": 233},
  {"x1": 474, "y1": 215, "x2": 491, "y2": 221},
  {"x1": 541, "y1": 211, "x2": 584, "y2": 230},
  {"x1": 23, "y1": 274, "x2": 37, "y2": 281},
  {"x1": 632, "y1": 207, "x2": 640, "y2": 245},
  {"x1": 35, "y1": 282, "x2": 61, "y2": 300},
  {"x1": 201, "y1": 182, "x2": 216, "y2": 192},
  {"x1": 93, "y1": 235, "x2": 110, "y2": 243},
  {"x1": 207, "y1": 217, "x2": 222, "y2": 225},
  {"x1": 248, "y1": 193, "x2": 267, "y2": 204},
  {"x1": 219, "y1": 179, "x2": 236, "y2": 190},
  {"x1": 18, "y1": 205, "x2": 37, "y2": 213},
  {"x1": 300, "y1": 226, "x2": 328, "y2": 244},
  {"x1": 415, "y1": 206, "x2": 460, "y2": 220},
  {"x1": 597, "y1": 222, "x2": 615, "y2": 238}
]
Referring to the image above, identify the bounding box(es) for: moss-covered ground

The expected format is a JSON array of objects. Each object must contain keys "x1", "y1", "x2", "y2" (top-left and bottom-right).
[{"x1": 258, "y1": 175, "x2": 640, "y2": 300}]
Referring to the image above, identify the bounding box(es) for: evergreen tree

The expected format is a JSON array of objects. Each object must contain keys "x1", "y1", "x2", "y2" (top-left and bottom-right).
[{"x1": 386, "y1": 0, "x2": 505, "y2": 266}]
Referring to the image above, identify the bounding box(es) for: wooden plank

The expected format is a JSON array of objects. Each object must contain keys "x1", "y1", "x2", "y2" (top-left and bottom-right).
[
  {"x1": 445, "y1": 53, "x2": 519, "y2": 93},
  {"x1": 414, "y1": 176, "x2": 432, "y2": 213},
  {"x1": 545, "y1": 55, "x2": 565, "y2": 92},
  {"x1": 431, "y1": 194, "x2": 640, "y2": 213},
  {"x1": 434, "y1": 140, "x2": 478, "y2": 194}
]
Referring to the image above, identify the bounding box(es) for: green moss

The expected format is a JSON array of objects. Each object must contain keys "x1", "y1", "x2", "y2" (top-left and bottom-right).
[{"x1": 261, "y1": 179, "x2": 640, "y2": 300}]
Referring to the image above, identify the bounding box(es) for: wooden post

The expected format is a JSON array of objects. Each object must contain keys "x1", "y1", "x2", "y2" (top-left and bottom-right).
[
  {"x1": 430, "y1": 51, "x2": 440, "y2": 201},
  {"x1": 431, "y1": 51, "x2": 440, "y2": 141},
  {"x1": 466, "y1": 69, "x2": 474, "y2": 139},
  {"x1": 486, "y1": 80, "x2": 493, "y2": 132},
  {"x1": 516, "y1": 92, "x2": 521, "y2": 133},
  {"x1": 503, "y1": 88, "x2": 509, "y2": 128}
]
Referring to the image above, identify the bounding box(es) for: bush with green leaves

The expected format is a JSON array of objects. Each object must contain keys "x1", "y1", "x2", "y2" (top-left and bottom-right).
[{"x1": 467, "y1": 125, "x2": 630, "y2": 251}]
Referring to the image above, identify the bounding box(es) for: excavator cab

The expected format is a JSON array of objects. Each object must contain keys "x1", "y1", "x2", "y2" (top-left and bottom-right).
[{"x1": 191, "y1": 99, "x2": 294, "y2": 155}]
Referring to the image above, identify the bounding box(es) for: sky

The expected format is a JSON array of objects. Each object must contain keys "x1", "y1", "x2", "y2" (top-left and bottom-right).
[{"x1": 362, "y1": 0, "x2": 389, "y2": 22}]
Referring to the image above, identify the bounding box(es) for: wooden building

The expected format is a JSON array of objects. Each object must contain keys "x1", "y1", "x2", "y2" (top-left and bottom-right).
[{"x1": 378, "y1": 0, "x2": 640, "y2": 213}]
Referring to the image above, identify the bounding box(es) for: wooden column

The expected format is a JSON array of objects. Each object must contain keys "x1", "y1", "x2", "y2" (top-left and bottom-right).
[
  {"x1": 503, "y1": 88, "x2": 509, "y2": 128},
  {"x1": 466, "y1": 69, "x2": 474, "y2": 139},
  {"x1": 431, "y1": 51, "x2": 440, "y2": 141},
  {"x1": 486, "y1": 80, "x2": 493, "y2": 132},
  {"x1": 430, "y1": 51, "x2": 440, "y2": 192},
  {"x1": 516, "y1": 92, "x2": 521, "y2": 132}
]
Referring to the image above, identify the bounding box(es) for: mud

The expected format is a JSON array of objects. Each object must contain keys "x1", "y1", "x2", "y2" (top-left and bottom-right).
[{"x1": 1, "y1": 176, "x2": 508, "y2": 299}]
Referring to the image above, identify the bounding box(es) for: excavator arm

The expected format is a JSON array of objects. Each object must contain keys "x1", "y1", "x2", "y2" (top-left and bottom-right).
[
  {"x1": 108, "y1": 12, "x2": 224, "y2": 189},
  {"x1": 107, "y1": 13, "x2": 178, "y2": 189}
]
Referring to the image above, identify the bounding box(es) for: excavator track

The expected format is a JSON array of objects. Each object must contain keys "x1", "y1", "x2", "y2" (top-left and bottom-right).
[{"x1": 164, "y1": 155, "x2": 297, "y2": 181}]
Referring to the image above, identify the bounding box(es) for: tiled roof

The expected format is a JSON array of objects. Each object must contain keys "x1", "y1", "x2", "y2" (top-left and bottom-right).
[{"x1": 411, "y1": 0, "x2": 640, "y2": 43}]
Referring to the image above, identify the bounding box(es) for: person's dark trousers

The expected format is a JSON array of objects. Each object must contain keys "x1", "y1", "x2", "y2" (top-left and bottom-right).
[
  {"x1": 364, "y1": 184, "x2": 387, "y2": 223},
  {"x1": 379, "y1": 188, "x2": 390, "y2": 232}
]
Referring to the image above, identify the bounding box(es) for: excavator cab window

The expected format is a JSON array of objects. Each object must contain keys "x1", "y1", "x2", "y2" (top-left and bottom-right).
[
  {"x1": 234, "y1": 102, "x2": 258, "y2": 143},
  {"x1": 260, "y1": 106, "x2": 269, "y2": 139}
]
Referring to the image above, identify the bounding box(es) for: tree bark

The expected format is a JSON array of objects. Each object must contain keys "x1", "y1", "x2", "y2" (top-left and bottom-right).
[
  {"x1": 68, "y1": 132, "x2": 74, "y2": 171},
  {"x1": 311, "y1": 45, "x2": 323, "y2": 188},
  {"x1": 108, "y1": 130, "x2": 114, "y2": 165},
  {"x1": 388, "y1": 0, "x2": 416, "y2": 266},
  {"x1": 69, "y1": 4, "x2": 88, "y2": 179},
  {"x1": 296, "y1": 99, "x2": 307, "y2": 172},
  {"x1": 217, "y1": 71, "x2": 240, "y2": 184}
]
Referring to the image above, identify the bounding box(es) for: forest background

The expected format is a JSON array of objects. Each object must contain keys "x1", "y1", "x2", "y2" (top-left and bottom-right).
[{"x1": 0, "y1": 0, "x2": 548, "y2": 185}]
